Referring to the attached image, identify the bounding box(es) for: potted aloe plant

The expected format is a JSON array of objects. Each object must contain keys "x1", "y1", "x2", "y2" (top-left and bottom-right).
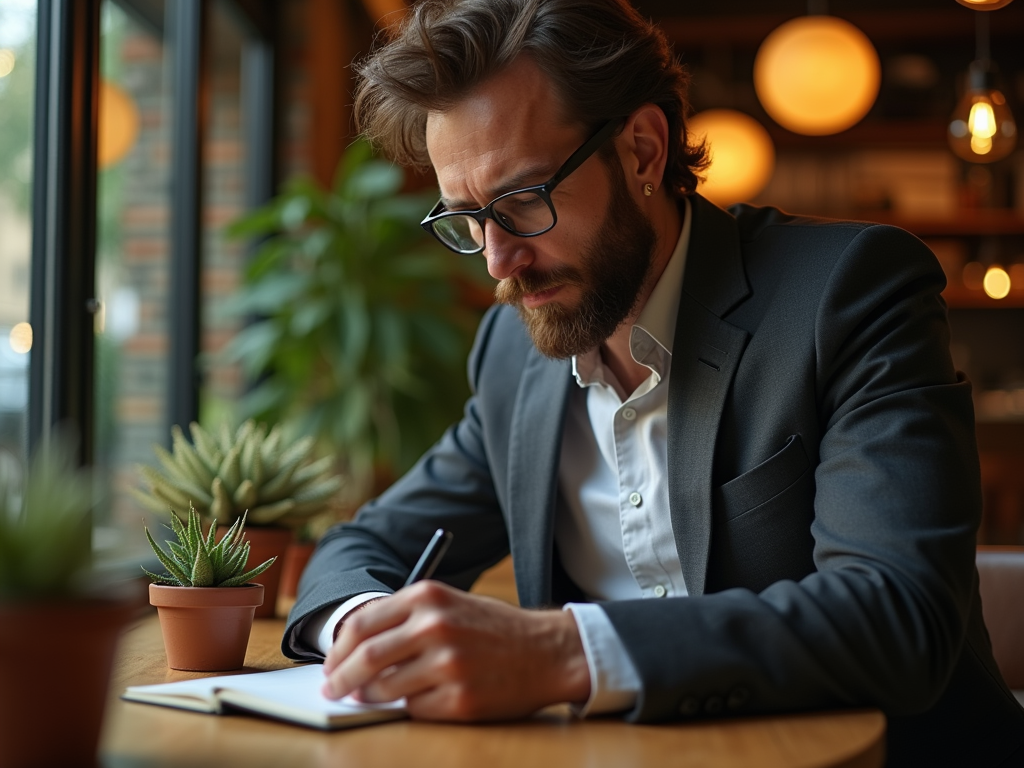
[
  {"x1": 0, "y1": 439, "x2": 140, "y2": 768},
  {"x1": 134, "y1": 419, "x2": 343, "y2": 617},
  {"x1": 144, "y1": 503, "x2": 275, "y2": 671}
]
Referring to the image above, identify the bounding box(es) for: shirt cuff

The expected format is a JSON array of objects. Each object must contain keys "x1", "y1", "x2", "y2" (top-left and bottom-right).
[
  {"x1": 298, "y1": 592, "x2": 391, "y2": 657},
  {"x1": 564, "y1": 603, "x2": 641, "y2": 717}
]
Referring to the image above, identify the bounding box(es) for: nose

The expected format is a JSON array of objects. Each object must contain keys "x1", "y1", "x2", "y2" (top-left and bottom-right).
[{"x1": 483, "y1": 220, "x2": 534, "y2": 280}]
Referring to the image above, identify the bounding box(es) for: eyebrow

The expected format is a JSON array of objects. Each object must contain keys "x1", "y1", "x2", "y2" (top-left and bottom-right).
[{"x1": 440, "y1": 161, "x2": 558, "y2": 210}]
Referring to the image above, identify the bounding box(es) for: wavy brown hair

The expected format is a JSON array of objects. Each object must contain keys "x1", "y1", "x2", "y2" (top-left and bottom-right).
[{"x1": 354, "y1": 0, "x2": 708, "y2": 196}]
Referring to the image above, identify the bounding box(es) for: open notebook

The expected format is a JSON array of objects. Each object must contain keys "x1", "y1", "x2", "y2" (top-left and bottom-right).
[{"x1": 123, "y1": 663, "x2": 406, "y2": 730}]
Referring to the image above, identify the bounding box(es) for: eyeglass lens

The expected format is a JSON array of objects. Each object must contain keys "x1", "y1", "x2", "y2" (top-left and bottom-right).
[{"x1": 433, "y1": 190, "x2": 555, "y2": 252}]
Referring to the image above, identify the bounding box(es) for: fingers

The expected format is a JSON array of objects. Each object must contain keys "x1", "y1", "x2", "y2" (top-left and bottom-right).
[
  {"x1": 322, "y1": 582, "x2": 455, "y2": 698},
  {"x1": 357, "y1": 651, "x2": 438, "y2": 704},
  {"x1": 324, "y1": 594, "x2": 410, "y2": 673},
  {"x1": 322, "y1": 622, "x2": 416, "y2": 699}
]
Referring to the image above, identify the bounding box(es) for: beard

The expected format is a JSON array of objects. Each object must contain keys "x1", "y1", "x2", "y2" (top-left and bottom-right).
[{"x1": 494, "y1": 167, "x2": 658, "y2": 359}]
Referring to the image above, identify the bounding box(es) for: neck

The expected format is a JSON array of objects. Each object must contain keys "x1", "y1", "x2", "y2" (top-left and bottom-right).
[{"x1": 599, "y1": 197, "x2": 683, "y2": 397}]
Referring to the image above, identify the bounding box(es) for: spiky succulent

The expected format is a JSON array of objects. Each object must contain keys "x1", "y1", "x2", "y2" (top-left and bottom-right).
[
  {"x1": 134, "y1": 420, "x2": 343, "y2": 528},
  {"x1": 144, "y1": 504, "x2": 275, "y2": 587},
  {"x1": 0, "y1": 439, "x2": 94, "y2": 599}
]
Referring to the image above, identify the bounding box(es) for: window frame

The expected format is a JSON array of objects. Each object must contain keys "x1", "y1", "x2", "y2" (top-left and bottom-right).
[{"x1": 27, "y1": 0, "x2": 278, "y2": 467}]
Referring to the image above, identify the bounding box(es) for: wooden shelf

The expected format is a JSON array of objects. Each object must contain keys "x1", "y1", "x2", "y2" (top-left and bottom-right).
[
  {"x1": 768, "y1": 119, "x2": 950, "y2": 151},
  {"x1": 857, "y1": 210, "x2": 1024, "y2": 238},
  {"x1": 656, "y1": 7, "x2": 1024, "y2": 47},
  {"x1": 943, "y1": 286, "x2": 1024, "y2": 309}
]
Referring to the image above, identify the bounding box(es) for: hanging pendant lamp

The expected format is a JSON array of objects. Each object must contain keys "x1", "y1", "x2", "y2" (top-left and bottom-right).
[
  {"x1": 947, "y1": 12, "x2": 1017, "y2": 163},
  {"x1": 754, "y1": 11, "x2": 880, "y2": 136},
  {"x1": 689, "y1": 109, "x2": 775, "y2": 206}
]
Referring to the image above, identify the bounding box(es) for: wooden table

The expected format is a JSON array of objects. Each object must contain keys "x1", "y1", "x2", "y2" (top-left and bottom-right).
[{"x1": 99, "y1": 614, "x2": 885, "y2": 768}]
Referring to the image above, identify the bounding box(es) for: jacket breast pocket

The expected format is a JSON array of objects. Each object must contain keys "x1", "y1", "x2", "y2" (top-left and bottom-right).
[{"x1": 707, "y1": 434, "x2": 816, "y2": 594}]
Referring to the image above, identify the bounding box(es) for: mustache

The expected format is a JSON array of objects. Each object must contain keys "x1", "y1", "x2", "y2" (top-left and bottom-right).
[{"x1": 494, "y1": 265, "x2": 584, "y2": 305}]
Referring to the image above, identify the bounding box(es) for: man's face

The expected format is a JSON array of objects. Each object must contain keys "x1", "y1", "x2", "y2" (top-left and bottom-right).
[{"x1": 425, "y1": 57, "x2": 657, "y2": 359}]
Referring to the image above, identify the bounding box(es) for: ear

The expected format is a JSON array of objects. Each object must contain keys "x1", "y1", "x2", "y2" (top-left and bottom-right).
[{"x1": 617, "y1": 104, "x2": 671, "y2": 196}]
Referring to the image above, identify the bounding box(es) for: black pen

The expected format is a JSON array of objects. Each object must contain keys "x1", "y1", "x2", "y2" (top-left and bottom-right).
[{"x1": 403, "y1": 528, "x2": 454, "y2": 587}]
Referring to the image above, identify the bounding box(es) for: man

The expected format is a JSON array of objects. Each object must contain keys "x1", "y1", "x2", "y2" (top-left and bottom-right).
[{"x1": 283, "y1": 1, "x2": 1024, "y2": 765}]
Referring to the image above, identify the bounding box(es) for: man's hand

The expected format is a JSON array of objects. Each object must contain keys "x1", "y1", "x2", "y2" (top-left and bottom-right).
[{"x1": 321, "y1": 580, "x2": 591, "y2": 721}]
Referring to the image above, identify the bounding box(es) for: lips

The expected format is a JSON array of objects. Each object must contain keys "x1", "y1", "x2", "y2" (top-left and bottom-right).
[{"x1": 521, "y1": 285, "x2": 562, "y2": 309}]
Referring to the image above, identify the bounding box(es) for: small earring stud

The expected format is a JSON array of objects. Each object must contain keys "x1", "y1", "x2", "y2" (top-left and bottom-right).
[{"x1": 643, "y1": 183, "x2": 654, "y2": 196}]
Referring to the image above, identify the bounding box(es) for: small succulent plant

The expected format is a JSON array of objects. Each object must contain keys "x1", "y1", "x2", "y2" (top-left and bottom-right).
[
  {"x1": 134, "y1": 420, "x2": 343, "y2": 528},
  {"x1": 0, "y1": 439, "x2": 94, "y2": 600},
  {"x1": 143, "y1": 503, "x2": 276, "y2": 587}
]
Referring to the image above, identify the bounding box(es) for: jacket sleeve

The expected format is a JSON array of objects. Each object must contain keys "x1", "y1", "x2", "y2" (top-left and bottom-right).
[
  {"x1": 601, "y1": 224, "x2": 982, "y2": 721},
  {"x1": 282, "y1": 305, "x2": 512, "y2": 660}
]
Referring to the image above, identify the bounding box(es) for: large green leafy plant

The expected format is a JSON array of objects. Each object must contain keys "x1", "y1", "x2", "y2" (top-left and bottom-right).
[{"x1": 225, "y1": 140, "x2": 488, "y2": 500}]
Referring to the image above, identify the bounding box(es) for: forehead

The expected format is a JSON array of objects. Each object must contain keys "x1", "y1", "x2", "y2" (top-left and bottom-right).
[{"x1": 425, "y1": 56, "x2": 582, "y2": 203}]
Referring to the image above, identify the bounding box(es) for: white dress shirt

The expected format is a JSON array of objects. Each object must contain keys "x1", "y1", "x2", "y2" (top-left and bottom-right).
[
  {"x1": 561, "y1": 199, "x2": 691, "y2": 714},
  {"x1": 300, "y1": 201, "x2": 693, "y2": 717}
]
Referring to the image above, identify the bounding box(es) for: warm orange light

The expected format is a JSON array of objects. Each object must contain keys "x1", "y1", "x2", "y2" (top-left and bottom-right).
[
  {"x1": 9, "y1": 322, "x2": 32, "y2": 354},
  {"x1": 754, "y1": 16, "x2": 880, "y2": 136},
  {"x1": 689, "y1": 109, "x2": 775, "y2": 207},
  {"x1": 0, "y1": 49, "x2": 14, "y2": 78},
  {"x1": 98, "y1": 79, "x2": 140, "y2": 168},
  {"x1": 983, "y1": 266, "x2": 1011, "y2": 299},
  {"x1": 955, "y1": 0, "x2": 1015, "y2": 9}
]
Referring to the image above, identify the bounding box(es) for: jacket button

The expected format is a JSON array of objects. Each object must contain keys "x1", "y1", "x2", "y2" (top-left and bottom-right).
[
  {"x1": 678, "y1": 697, "x2": 701, "y2": 716},
  {"x1": 704, "y1": 695, "x2": 724, "y2": 714},
  {"x1": 726, "y1": 687, "x2": 750, "y2": 710}
]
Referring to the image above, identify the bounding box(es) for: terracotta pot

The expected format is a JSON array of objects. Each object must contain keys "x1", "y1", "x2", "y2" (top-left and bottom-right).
[
  {"x1": 149, "y1": 583, "x2": 263, "y2": 671},
  {"x1": 0, "y1": 598, "x2": 136, "y2": 768},
  {"x1": 216, "y1": 525, "x2": 292, "y2": 619},
  {"x1": 280, "y1": 540, "x2": 316, "y2": 601}
]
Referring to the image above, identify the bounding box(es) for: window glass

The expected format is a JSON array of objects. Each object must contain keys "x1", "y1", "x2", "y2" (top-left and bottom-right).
[
  {"x1": 0, "y1": 0, "x2": 37, "y2": 467},
  {"x1": 200, "y1": 0, "x2": 248, "y2": 427},
  {"x1": 94, "y1": 0, "x2": 171, "y2": 552}
]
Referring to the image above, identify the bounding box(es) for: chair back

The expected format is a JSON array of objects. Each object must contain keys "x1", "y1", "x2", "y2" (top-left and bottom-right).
[{"x1": 977, "y1": 546, "x2": 1024, "y2": 689}]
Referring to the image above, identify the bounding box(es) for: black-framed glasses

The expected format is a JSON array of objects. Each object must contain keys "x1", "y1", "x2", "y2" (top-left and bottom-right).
[{"x1": 420, "y1": 119, "x2": 621, "y2": 255}]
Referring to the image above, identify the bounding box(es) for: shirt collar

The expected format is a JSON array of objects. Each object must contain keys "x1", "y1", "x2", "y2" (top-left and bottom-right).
[{"x1": 572, "y1": 198, "x2": 692, "y2": 388}]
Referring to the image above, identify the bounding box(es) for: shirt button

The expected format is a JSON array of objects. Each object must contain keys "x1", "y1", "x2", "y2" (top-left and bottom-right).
[
  {"x1": 622, "y1": 407, "x2": 637, "y2": 421},
  {"x1": 653, "y1": 584, "x2": 667, "y2": 598},
  {"x1": 628, "y1": 491, "x2": 642, "y2": 507}
]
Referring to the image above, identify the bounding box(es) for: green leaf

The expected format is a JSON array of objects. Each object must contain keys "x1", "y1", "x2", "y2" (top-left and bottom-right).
[
  {"x1": 345, "y1": 160, "x2": 403, "y2": 200},
  {"x1": 223, "y1": 322, "x2": 282, "y2": 377},
  {"x1": 290, "y1": 299, "x2": 331, "y2": 337},
  {"x1": 144, "y1": 526, "x2": 190, "y2": 585},
  {"x1": 333, "y1": 139, "x2": 373, "y2": 192},
  {"x1": 190, "y1": 535, "x2": 214, "y2": 587},
  {"x1": 280, "y1": 195, "x2": 312, "y2": 231},
  {"x1": 224, "y1": 201, "x2": 283, "y2": 238},
  {"x1": 338, "y1": 286, "x2": 370, "y2": 373},
  {"x1": 219, "y1": 556, "x2": 277, "y2": 587}
]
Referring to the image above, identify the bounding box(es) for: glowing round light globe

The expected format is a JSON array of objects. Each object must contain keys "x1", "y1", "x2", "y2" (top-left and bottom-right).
[
  {"x1": 754, "y1": 16, "x2": 880, "y2": 136},
  {"x1": 689, "y1": 109, "x2": 775, "y2": 207},
  {"x1": 984, "y1": 266, "x2": 1011, "y2": 300},
  {"x1": 98, "y1": 80, "x2": 140, "y2": 168},
  {"x1": 955, "y1": 0, "x2": 1014, "y2": 9}
]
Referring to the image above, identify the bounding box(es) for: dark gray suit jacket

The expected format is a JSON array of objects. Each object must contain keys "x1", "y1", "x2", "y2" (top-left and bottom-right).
[{"x1": 285, "y1": 195, "x2": 1024, "y2": 767}]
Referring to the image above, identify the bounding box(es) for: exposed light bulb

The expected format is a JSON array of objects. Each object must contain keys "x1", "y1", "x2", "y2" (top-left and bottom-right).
[{"x1": 948, "y1": 61, "x2": 1017, "y2": 163}]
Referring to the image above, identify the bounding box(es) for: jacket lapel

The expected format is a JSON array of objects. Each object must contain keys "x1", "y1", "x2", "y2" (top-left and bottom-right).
[
  {"x1": 668, "y1": 196, "x2": 751, "y2": 596},
  {"x1": 507, "y1": 350, "x2": 572, "y2": 607}
]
